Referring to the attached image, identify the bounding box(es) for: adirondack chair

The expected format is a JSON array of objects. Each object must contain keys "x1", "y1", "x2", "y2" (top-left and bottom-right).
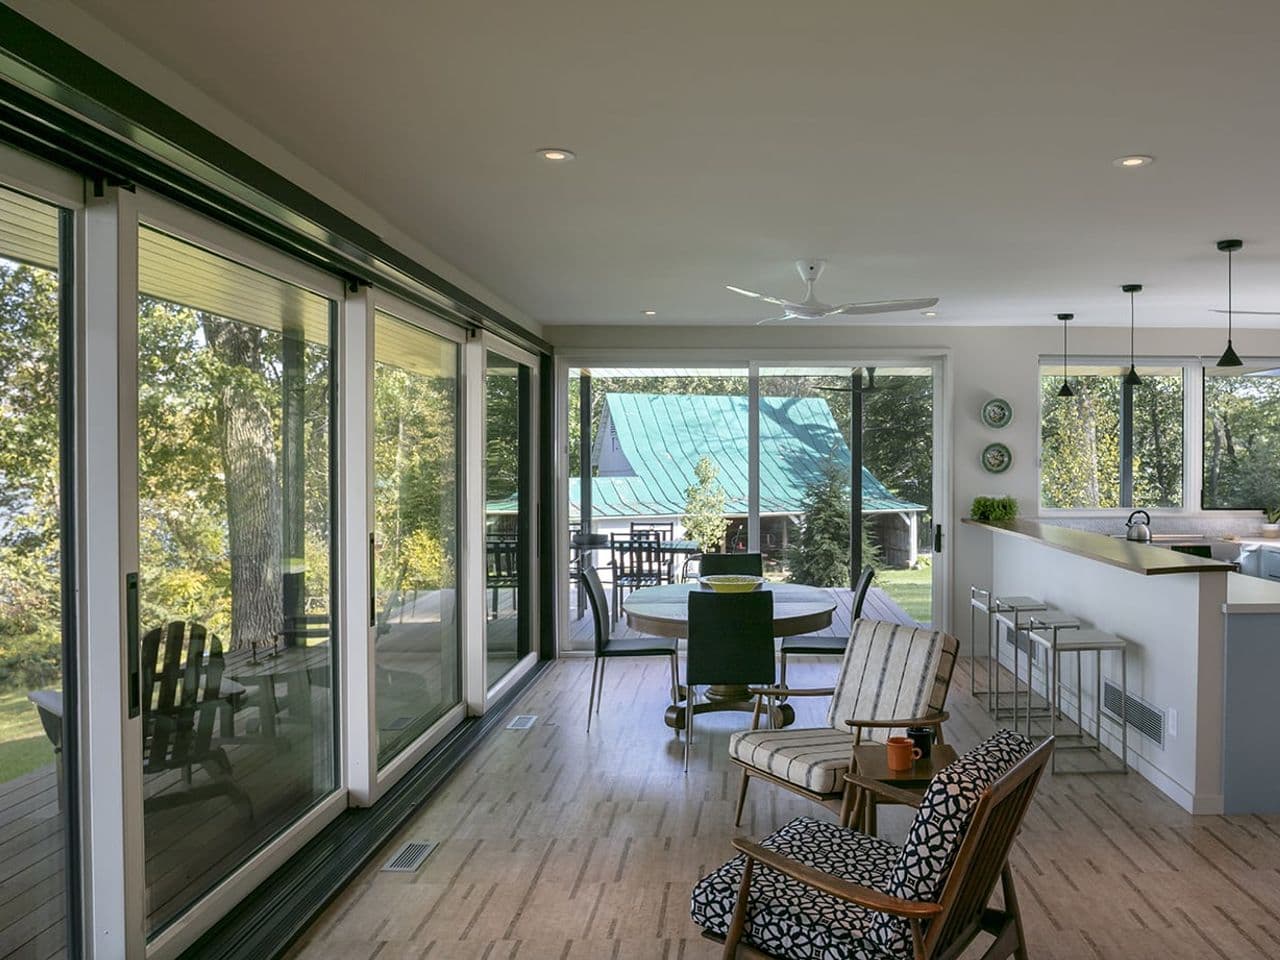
[{"x1": 141, "y1": 621, "x2": 253, "y2": 820}]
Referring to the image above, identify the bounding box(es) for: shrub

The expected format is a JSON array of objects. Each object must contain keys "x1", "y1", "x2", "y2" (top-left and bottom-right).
[{"x1": 970, "y1": 496, "x2": 1019, "y2": 523}]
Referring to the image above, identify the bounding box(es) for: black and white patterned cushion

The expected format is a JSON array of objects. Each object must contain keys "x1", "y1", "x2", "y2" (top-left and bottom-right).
[
  {"x1": 689, "y1": 817, "x2": 904, "y2": 960},
  {"x1": 863, "y1": 729, "x2": 1034, "y2": 957}
]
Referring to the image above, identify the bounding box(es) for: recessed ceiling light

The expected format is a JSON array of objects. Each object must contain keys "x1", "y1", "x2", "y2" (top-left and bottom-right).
[
  {"x1": 1113, "y1": 155, "x2": 1154, "y2": 168},
  {"x1": 922, "y1": 310, "x2": 937, "y2": 318},
  {"x1": 536, "y1": 147, "x2": 576, "y2": 162},
  {"x1": 643, "y1": 310, "x2": 657, "y2": 316}
]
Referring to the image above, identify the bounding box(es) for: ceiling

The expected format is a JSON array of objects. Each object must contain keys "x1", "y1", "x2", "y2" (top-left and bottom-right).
[{"x1": 59, "y1": 0, "x2": 1280, "y2": 327}]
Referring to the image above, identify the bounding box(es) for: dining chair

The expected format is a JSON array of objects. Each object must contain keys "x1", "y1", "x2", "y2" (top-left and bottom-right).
[
  {"x1": 609, "y1": 535, "x2": 665, "y2": 622},
  {"x1": 728, "y1": 618, "x2": 958, "y2": 826},
  {"x1": 631, "y1": 521, "x2": 676, "y2": 582},
  {"x1": 777, "y1": 566, "x2": 874, "y2": 690},
  {"x1": 685, "y1": 589, "x2": 775, "y2": 772},
  {"x1": 698, "y1": 552, "x2": 764, "y2": 577},
  {"x1": 692, "y1": 730, "x2": 1051, "y2": 960},
  {"x1": 581, "y1": 565, "x2": 679, "y2": 732}
]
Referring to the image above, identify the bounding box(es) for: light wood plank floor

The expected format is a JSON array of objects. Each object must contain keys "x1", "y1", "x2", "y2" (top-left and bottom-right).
[{"x1": 287, "y1": 654, "x2": 1280, "y2": 960}]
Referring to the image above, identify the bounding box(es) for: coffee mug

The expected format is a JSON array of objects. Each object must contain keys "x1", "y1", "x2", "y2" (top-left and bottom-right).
[
  {"x1": 906, "y1": 726, "x2": 933, "y2": 759},
  {"x1": 886, "y1": 736, "x2": 922, "y2": 771}
]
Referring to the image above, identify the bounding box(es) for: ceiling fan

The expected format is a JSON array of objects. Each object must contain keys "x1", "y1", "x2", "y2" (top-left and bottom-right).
[{"x1": 726, "y1": 259, "x2": 938, "y2": 325}]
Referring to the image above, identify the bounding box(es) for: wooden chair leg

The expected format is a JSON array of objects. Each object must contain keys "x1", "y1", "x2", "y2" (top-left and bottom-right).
[
  {"x1": 586, "y1": 657, "x2": 600, "y2": 732},
  {"x1": 734, "y1": 769, "x2": 751, "y2": 827},
  {"x1": 1002, "y1": 863, "x2": 1030, "y2": 960},
  {"x1": 722, "y1": 853, "x2": 754, "y2": 958}
]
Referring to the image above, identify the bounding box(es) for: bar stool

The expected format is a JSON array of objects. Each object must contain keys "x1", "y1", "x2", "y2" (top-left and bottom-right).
[
  {"x1": 989, "y1": 596, "x2": 1047, "y2": 719},
  {"x1": 1036, "y1": 627, "x2": 1128, "y2": 774},
  {"x1": 1022, "y1": 609, "x2": 1083, "y2": 738},
  {"x1": 968, "y1": 586, "x2": 992, "y2": 697}
]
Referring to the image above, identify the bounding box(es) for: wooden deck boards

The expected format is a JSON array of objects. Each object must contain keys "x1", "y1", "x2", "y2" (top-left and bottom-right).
[{"x1": 286, "y1": 648, "x2": 1280, "y2": 960}]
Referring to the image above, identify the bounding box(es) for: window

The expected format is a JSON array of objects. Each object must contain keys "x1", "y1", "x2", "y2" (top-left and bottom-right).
[
  {"x1": 372, "y1": 311, "x2": 460, "y2": 766},
  {"x1": 137, "y1": 226, "x2": 337, "y2": 933},
  {"x1": 1040, "y1": 365, "x2": 1184, "y2": 509},
  {"x1": 1203, "y1": 365, "x2": 1280, "y2": 509}
]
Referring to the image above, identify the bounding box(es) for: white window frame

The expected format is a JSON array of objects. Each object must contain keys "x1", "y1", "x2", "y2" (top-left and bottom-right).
[
  {"x1": 1036, "y1": 355, "x2": 1280, "y2": 519},
  {"x1": 129, "y1": 190, "x2": 349, "y2": 960}
]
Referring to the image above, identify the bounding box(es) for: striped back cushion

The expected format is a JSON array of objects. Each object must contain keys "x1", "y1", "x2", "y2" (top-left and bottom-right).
[{"x1": 826, "y1": 619, "x2": 948, "y2": 733}]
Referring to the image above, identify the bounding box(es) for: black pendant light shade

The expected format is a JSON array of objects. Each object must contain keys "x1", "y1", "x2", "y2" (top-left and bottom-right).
[
  {"x1": 1057, "y1": 313, "x2": 1075, "y2": 397},
  {"x1": 1217, "y1": 239, "x2": 1244, "y2": 368},
  {"x1": 1122, "y1": 284, "x2": 1143, "y2": 386}
]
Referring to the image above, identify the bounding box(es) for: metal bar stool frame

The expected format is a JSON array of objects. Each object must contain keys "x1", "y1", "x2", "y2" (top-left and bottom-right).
[
  {"x1": 1022, "y1": 610, "x2": 1083, "y2": 738},
  {"x1": 1034, "y1": 627, "x2": 1128, "y2": 774},
  {"x1": 968, "y1": 586, "x2": 992, "y2": 698},
  {"x1": 988, "y1": 596, "x2": 1047, "y2": 719}
]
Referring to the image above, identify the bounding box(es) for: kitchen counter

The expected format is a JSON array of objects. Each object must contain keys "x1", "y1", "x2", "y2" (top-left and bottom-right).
[
  {"x1": 1224, "y1": 572, "x2": 1280, "y2": 614},
  {"x1": 961, "y1": 518, "x2": 1238, "y2": 575}
]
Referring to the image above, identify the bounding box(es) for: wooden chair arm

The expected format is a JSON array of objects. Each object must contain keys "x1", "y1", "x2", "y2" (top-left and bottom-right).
[
  {"x1": 843, "y1": 775, "x2": 925, "y2": 808},
  {"x1": 749, "y1": 686, "x2": 835, "y2": 698},
  {"x1": 731, "y1": 839, "x2": 942, "y2": 920},
  {"x1": 843, "y1": 710, "x2": 949, "y2": 730}
]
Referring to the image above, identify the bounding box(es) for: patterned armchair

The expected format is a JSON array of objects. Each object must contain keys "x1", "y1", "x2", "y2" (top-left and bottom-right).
[
  {"x1": 729, "y1": 619, "x2": 958, "y2": 826},
  {"x1": 692, "y1": 730, "x2": 1051, "y2": 960}
]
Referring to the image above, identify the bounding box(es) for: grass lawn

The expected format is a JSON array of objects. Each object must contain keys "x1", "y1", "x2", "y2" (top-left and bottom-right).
[
  {"x1": 877, "y1": 566, "x2": 933, "y2": 624},
  {"x1": 0, "y1": 689, "x2": 56, "y2": 783}
]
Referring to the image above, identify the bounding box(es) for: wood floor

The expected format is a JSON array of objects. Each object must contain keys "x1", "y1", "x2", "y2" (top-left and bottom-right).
[{"x1": 285, "y1": 649, "x2": 1280, "y2": 960}]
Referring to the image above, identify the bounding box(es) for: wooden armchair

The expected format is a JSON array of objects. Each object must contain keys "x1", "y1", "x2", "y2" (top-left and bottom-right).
[
  {"x1": 693, "y1": 730, "x2": 1052, "y2": 960},
  {"x1": 728, "y1": 619, "x2": 959, "y2": 826}
]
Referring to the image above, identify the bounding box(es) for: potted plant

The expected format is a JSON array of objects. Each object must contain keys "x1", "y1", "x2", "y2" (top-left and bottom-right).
[{"x1": 1263, "y1": 504, "x2": 1280, "y2": 538}]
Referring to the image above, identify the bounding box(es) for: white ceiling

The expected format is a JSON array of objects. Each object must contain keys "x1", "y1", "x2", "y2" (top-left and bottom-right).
[{"x1": 60, "y1": 0, "x2": 1280, "y2": 327}]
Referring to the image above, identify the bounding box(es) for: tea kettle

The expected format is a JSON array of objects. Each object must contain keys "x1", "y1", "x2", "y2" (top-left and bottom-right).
[{"x1": 1125, "y1": 509, "x2": 1152, "y2": 542}]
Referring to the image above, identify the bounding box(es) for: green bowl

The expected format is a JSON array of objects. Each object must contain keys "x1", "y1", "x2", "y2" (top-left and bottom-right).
[{"x1": 698, "y1": 575, "x2": 765, "y2": 593}]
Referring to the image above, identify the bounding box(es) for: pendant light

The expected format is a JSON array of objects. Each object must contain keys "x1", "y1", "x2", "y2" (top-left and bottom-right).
[
  {"x1": 1056, "y1": 313, "x2": 1075, "y2": 397},
  {"x1": 1122, "y1": 284, "x2": 1143, "y2": 386},
  {"x1": 1216, "y1": 238, "x2": 1243, "y2": 368}
]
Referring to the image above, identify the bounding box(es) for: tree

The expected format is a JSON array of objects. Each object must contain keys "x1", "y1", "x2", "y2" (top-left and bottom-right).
[
  {"x1": 787, "y1": 459, "x2": 880, "y2": 587},
  {"x1": 682, "y1": 456, "x2": 728, "y2": 552}
]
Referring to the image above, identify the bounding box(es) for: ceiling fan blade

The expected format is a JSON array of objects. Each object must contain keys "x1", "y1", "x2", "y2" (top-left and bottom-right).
[
  {"x1": 1210, "y1": 308, "x2": 1280, "y2": 316},
  {"x1": 726, "y1": 284, "x2": 791, "y2": 307},
  {"x1": 754, "y1": 315, "x2": 791, "y2": 326},
  {"x1": 834, "y1": 297, "x2": 939, "y2": 316}
]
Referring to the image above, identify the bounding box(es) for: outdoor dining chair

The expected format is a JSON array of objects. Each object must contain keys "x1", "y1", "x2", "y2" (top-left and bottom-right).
[
  {"x1": 608, "y1": 535, "x2": 666, "y2": 622},
  {"x1": 692, "y1": 730, "x2": 1052, "y2": 960}
]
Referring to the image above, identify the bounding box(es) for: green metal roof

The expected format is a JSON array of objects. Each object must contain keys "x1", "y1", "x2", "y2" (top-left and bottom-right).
[{"x1": 486, "y1": 392, "x2": 924, "y2": 519}]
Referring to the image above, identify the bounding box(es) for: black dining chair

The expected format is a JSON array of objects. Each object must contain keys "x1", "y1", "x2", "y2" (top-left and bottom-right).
[
  {"x1": 684, "y1": 589, "x2": 775, "y2": 772},
  {"x1": 609, "y1": 535, "x2": 666, "y2": 622},
  {"x1": 778, "y1": 566, "x2": 874, "y2": 691},
  {"x1": 697, "y1": 552, "x2": 764, "y2": 578},
  {"x1": 581, "y1": 565, "x2": 679, "y2": 732}
]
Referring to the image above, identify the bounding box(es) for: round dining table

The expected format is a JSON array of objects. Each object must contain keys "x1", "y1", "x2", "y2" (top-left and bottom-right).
[{"x1": 622, "y1": 581, "x2": 837, "y2": 730}]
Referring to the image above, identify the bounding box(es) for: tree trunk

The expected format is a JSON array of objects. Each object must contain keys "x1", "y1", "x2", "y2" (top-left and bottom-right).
[{"x1": 203, "y1": 316, "x2": 282, "y2": 650}]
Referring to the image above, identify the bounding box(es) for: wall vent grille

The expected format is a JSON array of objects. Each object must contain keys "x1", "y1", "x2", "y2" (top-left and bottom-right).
[
  {"x1": 1102, "y1": 680, "x2": 1163, "y2": 747},
  {"x1": 506, "y1": 715, "x2": 537, "y2": 730},
  {"x1": 381, "y1": 840, "x2": 437, "y2": 873}
]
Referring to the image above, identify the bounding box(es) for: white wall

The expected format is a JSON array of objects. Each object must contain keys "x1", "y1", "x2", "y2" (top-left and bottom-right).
[
  {"x1": 10, "y1": 0, "x2": 540, "y2": 339},
  {"x1": 547, "y1": 322, "x2": 1280, "y2": 648}
]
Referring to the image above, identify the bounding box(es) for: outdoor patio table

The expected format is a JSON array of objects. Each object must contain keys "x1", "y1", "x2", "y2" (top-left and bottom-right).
[{"x1": 622, "y1": 581, "x2": 836, "y2": 730}]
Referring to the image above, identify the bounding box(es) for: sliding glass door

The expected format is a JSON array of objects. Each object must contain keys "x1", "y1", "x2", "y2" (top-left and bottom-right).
[
  {"x1": 0, "y1": 182, "x2": 75, "y2": 958},
  {"x1": 371, "y1": 310, "x2": 461, "y2": 766},
  {"x1": 136, "y1": 223, "x2": 339, "y2": 933}
]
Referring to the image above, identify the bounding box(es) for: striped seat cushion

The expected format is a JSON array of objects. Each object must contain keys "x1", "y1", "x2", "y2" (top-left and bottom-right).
[
  {"x1": 729, "y1": 727, "x2": 862, "y2": 794},
  {"x1": 828, "y1": 620, "x2": 948, "y2": 732}
]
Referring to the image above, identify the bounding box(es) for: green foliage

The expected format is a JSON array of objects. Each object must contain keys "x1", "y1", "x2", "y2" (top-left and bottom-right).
[
  {"x1": 682, "y1": 456, "x2": 729, "y2": 552},
  {"x1": 1204, "y1": 372, "x2": 1280, "y2": 509},
  {"x1": 787, "y1": 458, "x2": 880, "y2": 587},
  {"x1": 0, "y1": 627, "x2": 60, "y2": 690},
  {"x1": 1041, "y1": 373, "x2": 1183, "y2": 509},
  {"x1": 970, "y1": 496, "x2": 1019, "y2": 523}
]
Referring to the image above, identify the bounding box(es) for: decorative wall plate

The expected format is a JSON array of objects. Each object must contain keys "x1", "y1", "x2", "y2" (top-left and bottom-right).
[
  {"x1": 981, "y1": 397, "x2": 1012, "y2": 429},
  {"x1": 981, "y1": 442, "x2": 1012, "y2": 474}
]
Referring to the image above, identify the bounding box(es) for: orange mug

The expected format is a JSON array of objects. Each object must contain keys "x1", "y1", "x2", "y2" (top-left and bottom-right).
[{"x1": 886, "y1": 736, "x2": 922, "y2": 771}]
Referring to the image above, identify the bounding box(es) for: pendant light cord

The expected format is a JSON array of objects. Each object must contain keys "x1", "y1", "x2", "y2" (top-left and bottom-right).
[
  {"x1": 1228, "y1": 248, "x2": 1234, "y2": 342},
  {"x1": 1130, "y1": 290, "x2": 1135, "y2": 363},
  {"x1": 1062, "y1": 315, "x2": 1068, "y2": 383}
]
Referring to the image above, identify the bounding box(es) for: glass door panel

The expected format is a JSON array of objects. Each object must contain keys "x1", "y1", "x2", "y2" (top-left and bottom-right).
[
  {"x1": 372, "y1": 312, "x2": 460, "y2": 765},
  {"x1": 136, "y1": 226, "x2": 336, "y2": 932},
  {"x1": 484, "y1": 351, "x2": 529, "y2": 687},
  {"x1": 0, "y1": 184, "x2": 73, "y2": 958}
]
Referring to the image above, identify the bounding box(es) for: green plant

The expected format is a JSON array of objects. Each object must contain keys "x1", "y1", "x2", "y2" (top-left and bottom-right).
[
  {"x1": 970, "y1": 495, "x2": 1019, "y2": 523},
  {"x1": 682, "y1": 456, "x2": 730, "y2": 552},
  {"x1": 1265, "y1": 505, "x2": 1280, "y2": 525}
]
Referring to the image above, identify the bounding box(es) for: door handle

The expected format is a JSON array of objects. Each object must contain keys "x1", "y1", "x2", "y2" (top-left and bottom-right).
[
  {"x1": 934, "y1": 524, "x2": 944, "y2": 553},
  {"x1": 369, "y1": 534, "x2": 376, "y2": 628},
  {"x1": 125, "y1": 572, "x2": 140, "y2": 718}
]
